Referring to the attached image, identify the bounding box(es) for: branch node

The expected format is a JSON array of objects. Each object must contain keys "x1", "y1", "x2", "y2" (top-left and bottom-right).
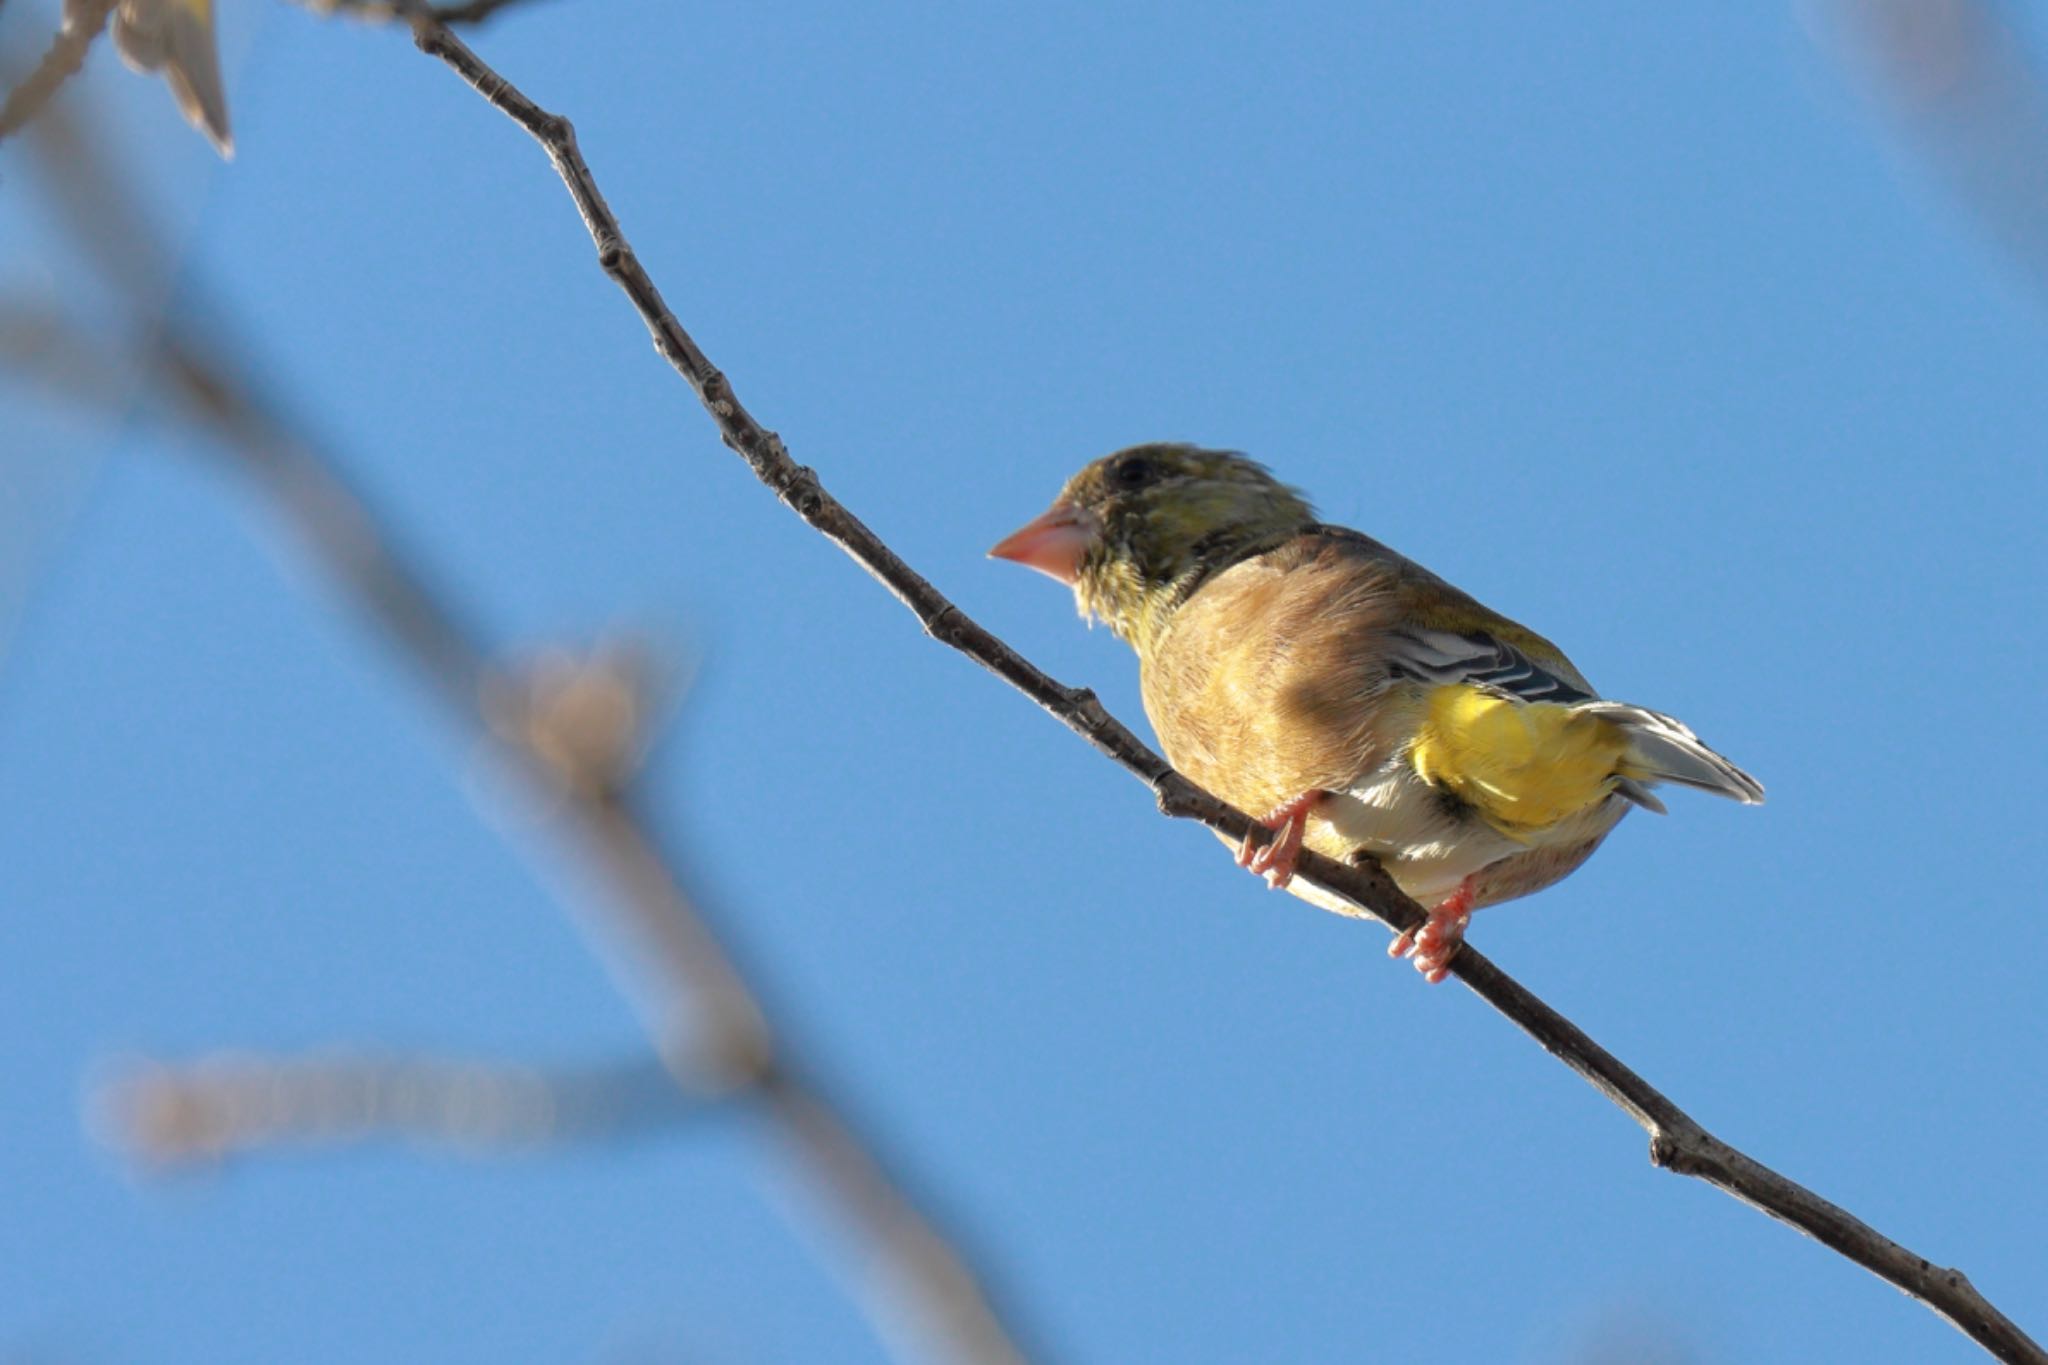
[
  {"x1": 1061, "y1": 686, "x2": 1108, "y2": 733},
  {"x1": 409, "y1": 17, "x2": 449, "y2": 55},
  {"x1": 1144, "y1": 771, "x2": 1207, "y2": 822},
  {"x1": 776, "y1": 463, "x2": 825, "y2": 520},
  {"x1": 536, "y1": 111, "x2": 572, "y2": 147},
  {"x1": 924, "y1": 603, "x2": 964, "y2": 646},
  {"x1": 700, "y1": 366, "x2": 737, "y2": 418}
]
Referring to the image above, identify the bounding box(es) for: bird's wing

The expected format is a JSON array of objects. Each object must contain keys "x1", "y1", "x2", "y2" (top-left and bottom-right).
[
  {"x1": 1301, "y1": 529, "x2": 1668, "y2": 829},
  {"x1": 1304, "y1": 527, "x2": 1596, "y2": 703},
  {"x1": 1380, "y1": 622, "x2": 1594, "y2": 704}
]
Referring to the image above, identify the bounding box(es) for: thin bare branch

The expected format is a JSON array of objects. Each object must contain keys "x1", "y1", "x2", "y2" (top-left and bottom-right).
[
  {"x1": 0, "y1": 0, "x2": 117, "y2": 144},
  {"x1": 97, "y1": 1050, "x2": 698, "y2": 1165},
  {"x1": 384, "y1": 10, "x2": 2045, "y2": 1363}
]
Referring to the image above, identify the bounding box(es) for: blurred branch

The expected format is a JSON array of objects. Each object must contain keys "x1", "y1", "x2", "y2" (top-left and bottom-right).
[
  {"x1": 99, "y1": 1050, "x2": 697, "y2": 1165},
  {"x1": 0, "y1": 298, "x2": 131, "y2": 408},
  {"x1": 307, "y1": 0, "x2": 551, "y2": 24},
  {"x1": 0, "y1": 0, "x2": 116, "y2": 144},
  {"x1": 482, "y1": 637, "x2": 667, "y2": 801},
  {"x1": 382, "y1": 9, "x2": 2046, "y2": 1364},
  {"x1": 12, "y1": 68, "x2": 171, "y2": 304},
  {"x1": 1815, "y1": 0, "x2": 2048, "y2": 298},
  {"x1": 20, "y1": 285, "x2": 1033, "y2": 1365},
  {"x1": 4, "y1": 77, "x2": 1035, "y2": 1365}
]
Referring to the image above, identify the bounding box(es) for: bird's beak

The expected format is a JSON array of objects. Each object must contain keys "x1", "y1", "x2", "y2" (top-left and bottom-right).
[{"x1": 988, "y1": 501, "x2": 1099, "y2": 586}]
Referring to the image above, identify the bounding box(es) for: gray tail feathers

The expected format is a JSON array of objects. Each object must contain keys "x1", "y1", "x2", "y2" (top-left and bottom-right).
[{"x1": 1579, "y1": 701, "x2": 1765, "y2": 806}]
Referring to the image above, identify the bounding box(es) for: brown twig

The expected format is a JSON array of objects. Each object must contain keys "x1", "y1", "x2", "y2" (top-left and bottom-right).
[
  {"x1": 383, "y1": 9, "x2": 2045, "y2": 1363},
  {"x1": 0, "y1": 0, "x2": 117, "y2": 143}
]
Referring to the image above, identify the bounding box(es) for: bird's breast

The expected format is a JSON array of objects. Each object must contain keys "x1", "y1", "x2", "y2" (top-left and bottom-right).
[{"x1": 1138, "y1": 545, "x2": 1406, "y2": 817}]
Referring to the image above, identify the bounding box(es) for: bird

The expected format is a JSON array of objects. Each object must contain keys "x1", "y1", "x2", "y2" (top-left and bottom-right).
[
  {"x1": 70, "y1": 0, "x2": 233, "y2": 157},
  {"x1": 989, "y1": 443, "x2": 1762, "y2": 982}
]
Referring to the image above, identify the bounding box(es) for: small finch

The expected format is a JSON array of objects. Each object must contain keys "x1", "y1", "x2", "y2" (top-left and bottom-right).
[{"x1": 992, "y1": 444, "x2": 1762, "y2": 982}]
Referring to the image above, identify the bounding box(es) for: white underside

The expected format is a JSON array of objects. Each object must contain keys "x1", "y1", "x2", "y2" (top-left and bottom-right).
[{"x1": 1296, "y1": 751, "x2": 1629, "y2": 910}]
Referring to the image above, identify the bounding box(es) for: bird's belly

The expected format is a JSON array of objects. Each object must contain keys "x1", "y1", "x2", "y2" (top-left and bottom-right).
[
  {"x1": 1301, "y1": 764, "x2": 1630, "y2": 910},
  {"x1": 1307, "y1": 789, "x2": 1509, "y2": 907}
]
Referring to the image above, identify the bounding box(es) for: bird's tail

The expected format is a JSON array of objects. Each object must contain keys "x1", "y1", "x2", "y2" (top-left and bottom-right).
[{"x1": 1580, "y1": 701, "x2": 1765, "y2": 806}]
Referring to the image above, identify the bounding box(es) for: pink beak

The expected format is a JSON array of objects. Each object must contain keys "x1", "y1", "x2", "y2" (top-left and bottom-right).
[{"x1": 988, "y1": 501, "x2": 1099, "y2": 586}]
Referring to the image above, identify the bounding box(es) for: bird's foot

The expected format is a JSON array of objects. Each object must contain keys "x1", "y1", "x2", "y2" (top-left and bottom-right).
[
  {"x1": 1234, "y1": 790, "x2": 1326, "y2": 890},
  {"x1": 1389, "y1": 878, "x2": 1476, "y2": 984}
]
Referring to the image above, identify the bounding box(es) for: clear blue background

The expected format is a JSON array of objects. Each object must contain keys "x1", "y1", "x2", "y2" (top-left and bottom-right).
[{"x1": 4, "y1": 3, "x2": 2046, "y2": 1361}]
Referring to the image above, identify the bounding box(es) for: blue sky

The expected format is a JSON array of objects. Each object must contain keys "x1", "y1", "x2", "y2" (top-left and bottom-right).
[{"x1": 5, "y1": 2, "x2": 2048, "y2": 1361}]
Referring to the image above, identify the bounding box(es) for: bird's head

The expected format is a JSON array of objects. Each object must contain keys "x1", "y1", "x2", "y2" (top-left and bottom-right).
[{"x1": 990, "y1": 443, "x2": 1314, "y2": 646}]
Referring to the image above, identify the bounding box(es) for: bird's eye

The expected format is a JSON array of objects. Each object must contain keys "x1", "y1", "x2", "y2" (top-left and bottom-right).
[{"x1": 1113, "y1": 456, "x2": 1156, "y2": 489}]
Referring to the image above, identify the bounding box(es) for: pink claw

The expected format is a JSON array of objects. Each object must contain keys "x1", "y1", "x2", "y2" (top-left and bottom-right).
[
  {"x1": 1389, "y1": 878, "x2": 1476, "y2": 984},
  {"x1": 1234, "y1": 791, "x2": 1326, "y2": 890}
]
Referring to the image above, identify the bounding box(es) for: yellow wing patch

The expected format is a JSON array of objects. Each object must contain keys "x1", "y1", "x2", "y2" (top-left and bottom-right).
[{"x1": 1410, "y1": 685, "x2": 1626, "y2": 838}]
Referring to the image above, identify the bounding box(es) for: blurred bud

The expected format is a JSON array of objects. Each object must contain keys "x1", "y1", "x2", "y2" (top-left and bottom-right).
[{"x1": 484, "y1": 635, "x2": 669, "y2": 799}]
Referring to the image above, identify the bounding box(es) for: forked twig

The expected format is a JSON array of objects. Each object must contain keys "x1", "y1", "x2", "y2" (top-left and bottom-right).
[{"x1": 373, "y1": 8, "x2": 2044, "y2": 1361}]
